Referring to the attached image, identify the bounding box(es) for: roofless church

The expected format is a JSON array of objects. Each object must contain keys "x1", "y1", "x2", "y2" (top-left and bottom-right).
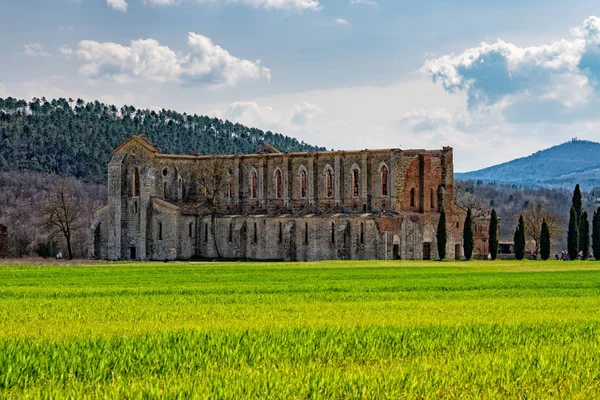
[{"x1": 90, "y1": 135, "x2": 472, "y2": 261}]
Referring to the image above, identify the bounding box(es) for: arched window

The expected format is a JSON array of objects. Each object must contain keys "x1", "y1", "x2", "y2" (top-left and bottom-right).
[
  {"x1": 275, "y1": 169, "x2": 282, "y2": 199},
  {"x1": 380, "y1": 166, "x2": 388, "y2": 196},
  {"x1": 133, "y1": 167, "x2": 140, "y2": 197},
  {"x1": 325, "y1": 169, "x2": 333, "y2": 198},
  {"x1": 352, "y1": 168, "x2": 360, "y2": 197},
  {"x1": 304, "y1": 222, "x2": 309, "y2": 244},
  {"x1": 331, "y1": 222, "x2": 335, "y2": 244},
  {"x1": 360, "y1": 222, "x2": 364, "y2": 244},
  {"x1": 158, "y1": 221, "x2": 163, "y2": 241},
  {"x1": 410, "y1": 188, "x2": 415, "y2": 208},
  {"x1": 253, "y1": 222, "x2": 258, "y2": 243},
  {"x1": 204, "y1": 223, "x2": 208, "y2": 242},
  {"x1": 299, "y1": 169, "x2": 307, "y2": 198},
  {"x1": 278, "y1": 222, "x2": 283, "y2": 243},
  {"x1": 229, "y1": 223, "x2": 233, "y2": 243},
  {"x1": 431, "y1": 189, "x2": 435, "y2": 209},
  {"x1": 163, "y1": 182, "x2": 168, "y2": 199},
  {"x1": 189, "y1": 222, "x2": 193, "y2": 238},
  {"x1": 250, "y1": 170, "x2": 257, "y2": 199}
]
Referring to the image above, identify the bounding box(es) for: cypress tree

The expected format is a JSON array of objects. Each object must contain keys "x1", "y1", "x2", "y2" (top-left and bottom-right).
[
  {"x1": 436, "y1": 206, "x2": 447, "y2": 261},
  {"x1": 540, "y1": 218, "x2": 551, "y2": 260},
  {"x1": 463, "y1": 208, "x2": 474, "y2": 261},
  {"x1": 488, "y1": 209, "x2": 499, "y2": 260},
  {"x1": 567, "y1": 206, "x2": 579, "y2": 261},
  {"x1": 573, "y1": 184, "x2": 583, "y2": 224},
  {"x1": 514, "y1": 215, "x2": 525, "y2": 260},
  {"x1": 580, "y1": 210, "x2": 590, "y2": 260},
  {"x1": 593, "y1": 208, "x2": 600, "y2": 260}
]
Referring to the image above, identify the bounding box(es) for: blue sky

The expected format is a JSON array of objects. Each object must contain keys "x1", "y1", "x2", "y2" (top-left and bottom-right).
[{"x1": 2, "y1": 0, "x2": 600, "y2": 171}]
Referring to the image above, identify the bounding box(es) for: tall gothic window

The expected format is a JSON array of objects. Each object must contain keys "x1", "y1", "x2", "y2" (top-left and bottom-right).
[
  {"x1": 352, "y1": 169, "x2": 359, "y2": 197},
  {"x1": 133, "y1": 167, "x2": 140, "y2": 197},
  {"x1": 325, "y1": 169, "x2": 333, "y2": 198},
  {"x1": 360, "y1": 222, "x2": 364, "y2": 244},
  {"x1": 300, "y1": 169, "x2": 307, "y2": 198},
  {"x1": 380, "y1": 166, "x2": 388, "y2": 196},
  {"x1": 250, "y1": 170, "x2": 257, "y2": 199},
  {"x1": 275, "y1": 169, "x2": 282, "y2": 199},
  {"x1": 304, "y1": 222, "x2": 309, "y2": 244},
  {"x1": 163, "y1": 182, "x2": 168, "y2": 199},
  {"x1": 158, "y1": 221, "x2": 163, "y2": 241},
  {"x1": 431, "y1": 189, "x2": 435, "y2": 209},
  {"x1": 331, "y1": 222, "x2": 335, "y2": 244},
  {"x1": 410, "y1": 188, "x2": 415, "y2": 208},
  {"x1": 278, "y1": 222, "x2": 283, "y2": 243}
]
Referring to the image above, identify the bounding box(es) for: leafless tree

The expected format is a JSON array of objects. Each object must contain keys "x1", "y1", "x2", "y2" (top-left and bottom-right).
[
  {"x1": 519, "y1": 201, "x2": 565, "y2": 255},
  {"x1": 197, "y1": 159, "x2": 232, "y2": 258},
  {"x1": 456, "y1": 192, "x2": 489, "y2": 221},
  {"x1": 40, "y1": 179, "x2": 83, "y2": 260}
]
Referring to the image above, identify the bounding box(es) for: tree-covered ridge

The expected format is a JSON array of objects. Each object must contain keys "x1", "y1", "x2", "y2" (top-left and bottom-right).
[{"x1": 0, "y1": 97, "x2": 326, "y2": 179}]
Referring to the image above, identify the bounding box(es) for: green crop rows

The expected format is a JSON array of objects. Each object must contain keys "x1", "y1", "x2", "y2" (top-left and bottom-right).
[{"x1": 1, "y1": 260, "x2": 600, "y2": 398}]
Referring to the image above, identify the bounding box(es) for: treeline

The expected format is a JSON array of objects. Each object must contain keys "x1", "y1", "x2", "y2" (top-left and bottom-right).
[{"x1": 0, "y1": 97, "x2": 325, "y2": 179}]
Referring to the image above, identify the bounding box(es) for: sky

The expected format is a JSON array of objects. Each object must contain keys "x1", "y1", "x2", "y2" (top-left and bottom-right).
[{"x1": 2, "y1": 0, "x2": 600, "y2": 172}]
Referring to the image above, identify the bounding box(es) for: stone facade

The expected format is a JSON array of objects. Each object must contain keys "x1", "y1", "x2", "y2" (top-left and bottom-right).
[{"x1": 90, "y1": 135, "x2": 473, "y2": 261}]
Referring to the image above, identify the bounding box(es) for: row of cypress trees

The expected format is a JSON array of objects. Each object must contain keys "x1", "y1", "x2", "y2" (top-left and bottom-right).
[{"x1": 435, "y1": 183, "x2": 600, "y2": 261}]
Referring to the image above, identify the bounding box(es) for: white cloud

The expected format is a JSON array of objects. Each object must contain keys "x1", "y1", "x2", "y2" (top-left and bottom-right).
[
  {"x1": 76, "y1": 32, "x2": 271, "y2": 86},
  {"x1": 150, "y1": 0, "x2": 321, "y2": 11},
  {"x1": 107, "y1": 0, "x2": 128, "y2": 12},
  {"x1": 0, "y1": 82, "x2": 8, "y2": 98},
  {"x1": 421, "y1": 15, "x2": 600, "y2": 125},
  {"x1": 59, "y1": 45, "x2": 74, "y2": 57},
  {"x1": 22, "y1": 44, "x2": 50, "y2": 57},
  {"x1": 334, "y1": 18, "x2": 349, "y2": 26},
  {"x1": 350, "y1": 0, "x2": 377, "y2": 5}
]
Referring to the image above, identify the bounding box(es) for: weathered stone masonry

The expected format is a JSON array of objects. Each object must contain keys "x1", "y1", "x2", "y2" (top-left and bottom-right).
[{"x1": 90, "y1": 135, "x2": 470, "y2": 261}]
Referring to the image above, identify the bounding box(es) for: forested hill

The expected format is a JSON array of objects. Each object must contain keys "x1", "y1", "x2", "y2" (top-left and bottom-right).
[
  {"x1": 456, "y1": 139, "x2": 600, "y2": 190},
  {"x1": 0, "y1": 97, "x2": 325, "y2": 179}
]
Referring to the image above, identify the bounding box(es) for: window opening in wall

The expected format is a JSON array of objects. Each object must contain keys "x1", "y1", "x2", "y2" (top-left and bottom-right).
[
  {"x1": 163, "y1": 182, "x2": 168, "y2": 199},
  {"x1": 227, "y1": 182, "x2": 232, "y2": 199},
  {"x1": 189, "y1": 222, "x2": 193, "y2": 238},
  {"x1": 325, "y1": 169, "x2": 333, "y2": 198},
  {"x1": 352, "y1": 169, "x2": 359, "y2": 197},
  {"x1": 331, "y1": 222, "x2": 335, "y2": 244},
  {"x1": 133, "y1": 167, "x2": 140, "y2": 197},
  {"x1": 380, "y1": 166, "x2": 388, "y2": 196},
  {"x1": 300, "y1": 169, "x2": 307, "y2": 198},
  {"x1": 431, "y1": 189, "x2": 435, "y2": 209},
  {"x1": 229, "y1": 223, "x2": 233, "y2": 243},
  {"x1": 410, "y1": 188, "x2": 415, "y2": 207},
  {"x1": 304, "y1": 222, "x2": 309, "y2": 244},
  {"x1": 363, "y1": 204, "x2": 367, "y2": 212},
  {"x1": 253, "y1": 222, "x2": 258, "y2": 243},
  {"x1": 250, "y1": 171, "x2": 257, "y2": 199},
  {"x1": 158, "y1": 221, "x2": 163, "y2": 241},
  {"x1": 360, "y1": 222, "x2": 364, "y2": 245},
  {"x1": 278, "y1": 222, "x2": 283, "y2": 243},
  {"x1": 456, "y1": 221, "x2": 459, "y2": 229},
  {"x1": 162, "y1": 168, "x2": 168, "y2": 177},
  {"x1": 133, "y1": 200, "x2": 138, "y2": 215},
  {"x1": 275, "y1": 169, "x2": 282, "y2": 199},
  {"x1": 204, "y1": 223, "x2": 208, "y2": 242}
]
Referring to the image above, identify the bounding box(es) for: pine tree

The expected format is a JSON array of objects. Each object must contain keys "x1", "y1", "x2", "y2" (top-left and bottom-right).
[
  {"x1": 567, "y1": 206, "x2": 579, "y2": 261},
  {"x1": 580, "y1": 210, "x2": 590, "y2": 260},
  {"x1": 540, "y1": 218, "x2": 551, "y2": 260},
  {"x1": 436, "y1": 206, "x2": 447, "y2": 261},
  {"x1": 488, "y1": 209, "x2": 499, "y2": 260},
  {"x1": 463, "y1": 208, "x2": 474, "y2": 261},
  {"x1": 514, "y1": 215, "x2": 525, "y2": 260},
  {"x1": 593, "y1": 208, "x2": 600, "y2": 260}
]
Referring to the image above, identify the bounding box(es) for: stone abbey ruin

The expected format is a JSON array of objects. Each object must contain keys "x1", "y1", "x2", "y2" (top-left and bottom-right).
[{"x1": 90, "y1": 135, "x2": 475, "y2": 261}]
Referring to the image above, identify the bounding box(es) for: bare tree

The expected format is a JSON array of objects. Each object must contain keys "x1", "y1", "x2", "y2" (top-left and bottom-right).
[
  {"x1": 40, "y1": 179, "x2": 83, "y2": 260},
  {"x1": 197, "y1": 160, "x2": 232, "y2": 258},
  {"x1": 520, "y1": 201, "x2": 565, "y2": 256},
  {"x1": 456, "y1": 192, "x2": 489, "y2": 221}
]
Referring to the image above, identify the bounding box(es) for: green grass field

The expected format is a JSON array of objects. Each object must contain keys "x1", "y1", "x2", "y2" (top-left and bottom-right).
[{"x1": 1, "y1": 260, "x2": 600, "y2": 398}]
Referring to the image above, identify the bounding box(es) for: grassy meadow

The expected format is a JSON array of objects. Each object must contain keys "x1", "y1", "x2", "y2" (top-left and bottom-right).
[{"x1": 1, "y1": 260, "x2": 600, "y2": 398}]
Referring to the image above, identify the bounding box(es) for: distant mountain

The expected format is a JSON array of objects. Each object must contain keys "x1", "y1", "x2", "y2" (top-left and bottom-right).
[
  {"x1": 455, "y1": 139, "x2": 600, "y2": 190},
  {"x1": 0, "y1": 97, "x2": 325, "y2": 179}
]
